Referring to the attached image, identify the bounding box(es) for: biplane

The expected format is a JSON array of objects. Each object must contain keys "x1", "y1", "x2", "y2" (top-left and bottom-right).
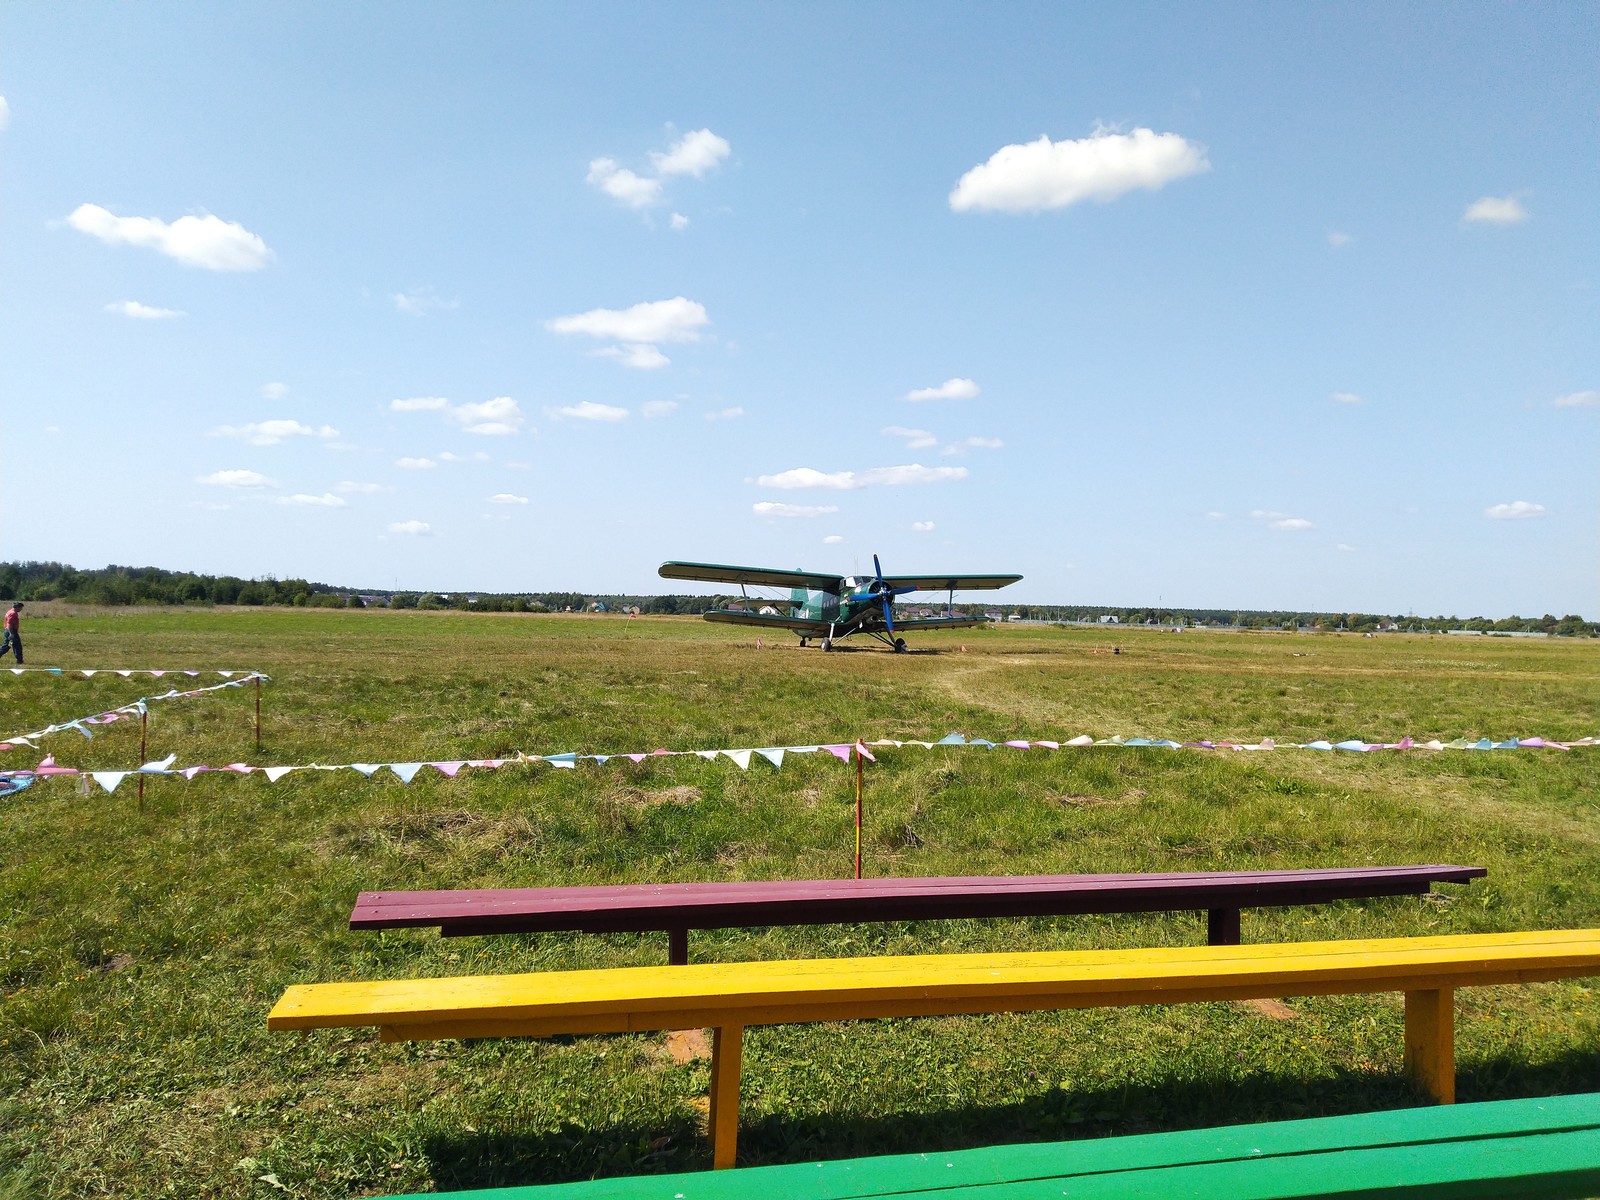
[{"x1": 658, "y1": 556, "x2": 1022, "y2": 651}]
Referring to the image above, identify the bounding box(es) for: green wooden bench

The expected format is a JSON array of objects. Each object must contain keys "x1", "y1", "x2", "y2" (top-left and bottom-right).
[
  {"x1": 270, "y1": 928, "x2": 1600, "y2": 1171},
  {"x1": 374, "y1": 1092, "x2": 1600, "y2": 1198}
]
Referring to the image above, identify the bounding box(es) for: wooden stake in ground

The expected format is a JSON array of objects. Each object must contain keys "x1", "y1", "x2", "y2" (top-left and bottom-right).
[
  {"x1": 254, "y1": 674, "x2": 262, "y2": 750},
  {"x1": 137, "y1": 708, "x2": 147, "y2": 812},
  {"x1": 854, "y1": 743, "x2": 864, "y2": 880}
]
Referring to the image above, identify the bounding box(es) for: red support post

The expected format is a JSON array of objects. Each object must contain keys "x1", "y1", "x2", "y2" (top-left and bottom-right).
[{"x1": 854, "y1": 744, "x2": 864, "y2": 880}]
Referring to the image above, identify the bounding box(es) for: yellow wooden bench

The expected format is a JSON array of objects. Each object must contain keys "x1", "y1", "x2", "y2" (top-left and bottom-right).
[{"x1": 268, "y1": 928, "x2": 1600, "y2": 1170}]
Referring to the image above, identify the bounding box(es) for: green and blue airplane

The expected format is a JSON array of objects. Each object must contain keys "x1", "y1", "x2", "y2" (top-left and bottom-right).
[{"x1": 658, "y1": 555, "x2": 1022, "y2": 652}]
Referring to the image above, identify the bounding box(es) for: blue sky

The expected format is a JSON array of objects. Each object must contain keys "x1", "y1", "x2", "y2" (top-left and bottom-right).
[{"x1": 1, "y1": 2, "x2": 1594, "y2": 615}]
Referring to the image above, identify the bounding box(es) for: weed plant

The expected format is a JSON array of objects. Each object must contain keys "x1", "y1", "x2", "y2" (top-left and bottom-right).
[{"x1": 0, "y1": 609, "x2": 1596, "y2": 1196}]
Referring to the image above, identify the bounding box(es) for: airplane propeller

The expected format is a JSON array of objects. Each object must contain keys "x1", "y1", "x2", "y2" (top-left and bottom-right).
[{"x1": 870, "y1": 553, "x2": 917, "y2": 649}]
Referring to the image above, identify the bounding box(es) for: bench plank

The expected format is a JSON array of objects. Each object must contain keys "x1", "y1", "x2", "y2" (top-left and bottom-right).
[
  {"x1": 270, "y1": 929, "x2": 1600, "y2": 1168},
  {"x1": 371, "y1": 1093, "x2": 1600, "y2": 1199}
]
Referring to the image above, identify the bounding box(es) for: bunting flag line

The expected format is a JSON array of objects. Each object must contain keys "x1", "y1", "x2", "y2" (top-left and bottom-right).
[
  {"x1": 0, "y1": 672, "x2": 270, "y2": 753},
  {"x1": 2, "y1": 728, "x2": 1595, "y2": 796},
  {"x1": 4, "y1": 668, "x2": 260, "y2": 679}
]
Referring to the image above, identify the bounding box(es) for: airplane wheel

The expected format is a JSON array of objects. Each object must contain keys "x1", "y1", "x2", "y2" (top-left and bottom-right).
[
  {"x1": 799, "y1": 638, "x2": 808, "y2": 647},
  {"x1": 821, "y1": 638, "x2": 832, "y2": 651},
  {"x1": 894, "y1": 638, "x2": 907, "y2": 653}
]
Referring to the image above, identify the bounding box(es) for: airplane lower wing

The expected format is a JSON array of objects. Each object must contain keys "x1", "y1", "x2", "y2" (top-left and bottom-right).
[
  {"x1": 702, "y1": 609, "x2": 835, "y2": 634},
  {"x1": 889, "y1": 615, "x2": 988, "y2": 631}
]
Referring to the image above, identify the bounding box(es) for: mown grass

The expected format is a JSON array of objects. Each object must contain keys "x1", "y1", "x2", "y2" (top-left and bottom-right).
[{"x1": 1, "y1": 609, "x2": 1597, "y2": 1197}]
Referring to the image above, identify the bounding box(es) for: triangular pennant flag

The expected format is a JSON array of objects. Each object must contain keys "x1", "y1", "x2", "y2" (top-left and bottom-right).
[
  {"x1": 695, "y1": 750, "x2": 719, "y2": 761},
  {"x1": 219, "y1": 671, "x2": 235, "y2": 678},
  {"x1": 823, "y1": 744, "x2": 853, "y2": 762},
  {"x1": 1033, "y1": 741, "x2": 1060, "y2": 749},
  {"x1": 150, "y1": 671, "x2": 165, "y2": 678},
  {"x1": 755, "y1": 748, "x2": 785, "y2": 769},
  {"x1": 138, "y1": 754, "x2": 178, "y2": 773},
  {"x1": 723, "y1": 749, "x2": 752, "y2": 770},
  {"x1": 1002, "y1": 740, "x2": 1031, "y2": 748},
  {"x1": 70, "y1": 722, "x2": 93, "y2": 739},
  {"x1": 350, "y1": 763, "x2": 383, "y2": 776},
  {"x1": 625, "y1": 754, "x2": 647, "y2": 763},
  {"x1": 9, "y1": 668, "x2": 24, "y2": 676},
  {"x1": 1125, "y1": 738, "x2": 1155, "y2": 747},
  {"x1": 1065, "y1": 735, "x2": 1094, "y2": 747},
  {"x1": 182, "y1": 766, "x2": 207, "y2": 780},
  {"x1": 390, "y1": 763, "x2": 424, "y2": 783},
  {"x1": 82, "y1": 670, "x2": 97, "y2": 677},
  {"x1": 92, "y1": 771, "x2": 129, "y2": 793},
  {"x1": 116, "y1": 670, "x2": 133, "y2": 678},
  {"x1": 936, "y1": 733, "x2": 967, "y2": 745},
  {"x1": 543, "y1": 752, "x2": 578, "y2": 768},
  {"x1": 590, "y1": 755, "x2": 611, "y2": 765},
  {"x1": 185, "y1": 671, "x2": 200, "y2": 677},
  {"x1": 264, "y1": 766, "x2": 296, "y2": 782},
  {"x1": 854, "y1": 742, "x2": 876, "y2": 763},
  {"x1": 429, "y1": 761, "x2": 467, "y2": 777},
  {"x1": 225, "y1": 763, "x2": 255, "y2": 773},
  {"x1": 1305, "y1": 740, "x2": 1334, "y2": 751}
]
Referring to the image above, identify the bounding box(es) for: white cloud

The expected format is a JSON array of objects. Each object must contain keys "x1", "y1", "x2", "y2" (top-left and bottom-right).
[
  {"x1": 642, "y1": 399, "x2": 679, "y2": 418},
  {"x1": 1485, "y1": 500, "x2": 1545, "y2": 520},
  {"x1": 336, "y1": 481, "x2": 385, "y2": 494},
  {"x1": 596, "y1": 343, "x2": 672, "y2": 369},
  {"x1": 197, "y1": 469, "x2": 273, "y2": 488},
  {"x1": 1331, "y1": 392, "x2": 1363, "y2": 405},
  {"x1": 0, "y1": 95, "x2": 9, "y2": 133},
  {"x1": 104, "y1": 300, "x2": 184, "y2": 320},
  {"x1": 585, "y1": 157, "x2": 663, "y2": 208},
  {"x1": 757, "y1": 463, "x2": 969, "y2": 489},
  {"x1": 950, "y1": 127, "x2": 1209, "y2": 214},
  {"x1": 1206, "y1": 511, "x2": 1226, "y2": 520},
  {"x1": 911, "y1": 520, "x2": 936, "y2": 532},
  {"x1": 1462, "y1": 195, "x2": 1528, "y2": 225},
  {"x1": 437, "y1": 451, "x2": 491, "y2": 463},
  {"x1": 906, "y1": 377, "x2": 979, "y2": 402},
  {"x1": 883, "y1": 426, "x2": 938, "y2": 449},
  {"x1": 553, "y1": 401, "x2": 628, "y2": 422},
  {"x1": 388, "y1": 520, "x2": 432, "y2": 535},
  {"x1": 964, "y1": 435, "x2": 1003, "y2": 449},
  {"x1": 546, "y1": 297, "x2": 708, "y2": 343},
  {"x1": 1327, "y1": 231, "x2": 1353, "y2": 248},
  {"x1": 489, "y1": 493, "x2": 530, "y2": 505},
  {"x1": 210, "y1": 419, "x2": 340, "y2": 446},
  {"x1": 1269, "y1": 517, "x2": 1314, "y2": 531},
  {"x1": 1553, "y1": 390, "x2": 1598, "y2": 408},
  {"x1": 261, "y1": 382, "x2": 289, "y2": 401},
  {"x1": 447, "y1": 395, "x2": 524, "y2": 435},
  {"x1": 823, "y1": 534, "x2": 845, "y2": 544},
  {"x1": 651, "y1": 128, "x2": 731, "y2": 178},
  {"x1": 391, "y1": 396, "x2": 451, "y2": 412},
  {"x1": 65, "y1": 203, "x2": 272, "y2": 270},
  {"x1": 392, "y1": 286, "x2": 459, "y2": 316},
  {"x1": 277, "y1": 493, "x2": 346, "y2": 508},
  {"x1": 1336, "y1": 543, "x2": 1356, "y2": 552},
  {"x1": 705, "y1": 406, "x2": 744, "y2": 421},
  {"x1": 395, "y1": 457, "x2": 436, "y2": 470},
  {"x1": 670, "y1": 212, "x2": 690, "y2": 231},
  {"x1": 753, "y1": 501, "x2": 840, "y2": 518}
]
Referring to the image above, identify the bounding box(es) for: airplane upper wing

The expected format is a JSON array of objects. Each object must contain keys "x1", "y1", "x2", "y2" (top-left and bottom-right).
[
  {"x1": 659, "y1": 561, "x2": 843, "y2": 590},
  {"x1": 702, "y1": 609, "x2": 835, "y2": 634},
  {"x1": 881, "y1": 573, "x2": 1023, "y2": 592}
]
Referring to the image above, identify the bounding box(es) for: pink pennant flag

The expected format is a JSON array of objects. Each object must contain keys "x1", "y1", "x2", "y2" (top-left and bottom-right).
[
  {"x1": 429, "y1": 761, "x2": 466, "y2": 777},
  {"x1": 854, "y1": 742, "x2": 876, "y2": 762},
  {"x1": 1002, "y1": 740, "x2": 1031, "y2": 749},
  {"x1": 151, "y1": 671, "x2": 165, "y2": 678},
  {"x1": 823, "y1": 744, "x2": 853, "y2": 762},
  {"x1": 1032, "y1": 741, "x2": 1060, "y2": 750},
  {"x1": 224, "y1": 763, "x2": 255, "y2": 774},
  {"x1": 182, "y1": 766, "x2": 208, "y2": 780},
  {"x1": 625, "y1": 754, "x2": 647, "y2": 763}
]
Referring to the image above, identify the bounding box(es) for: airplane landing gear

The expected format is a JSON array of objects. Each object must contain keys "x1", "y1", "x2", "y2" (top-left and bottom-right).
[
  {"x1": 893, "y1": 637, "x2": 907, "y2": 653},
  {"x1": 821, "y1": 637, "x2": 833, "y2": 651}
]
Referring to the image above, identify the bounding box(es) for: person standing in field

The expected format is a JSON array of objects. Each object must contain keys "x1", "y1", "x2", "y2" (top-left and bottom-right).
[{"x1": 0, "y1": 602, "x2": 22, "y2": 664}]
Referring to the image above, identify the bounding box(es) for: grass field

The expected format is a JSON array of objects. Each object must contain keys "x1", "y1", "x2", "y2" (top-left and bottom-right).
[{"x1": 1, "y1": 608, "x2": 1598, "y2": 1198}]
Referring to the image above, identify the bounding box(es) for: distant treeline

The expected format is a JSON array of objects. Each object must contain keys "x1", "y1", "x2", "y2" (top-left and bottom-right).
[{"x1": 2, "y1": 560, "x2": 1594, "y2": 635}]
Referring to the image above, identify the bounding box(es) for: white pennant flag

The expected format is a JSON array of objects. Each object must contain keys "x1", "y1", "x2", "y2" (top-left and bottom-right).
[
  {"x1": 695, "y1": 750, "x2": 719, "y2": 761},
  {"x1": 138, "y1": 754, "x2": 177, "y2": 773},
  {"x1": 92, "y1": 771, "x2": 129, "y2": 793},
  {"x1": 389, "y1": 763, "x2": 424, "y2": 783},
  {"x1": 755, "y1": 748, "x2": 785, "y2": 768},
  {"x1": 350, "y1": 763, "x2": 383, "y2": 776},
  {"x1": 264, "y1": 766, "x2": 296, "y2": 782},
  {"x1": 723, "y1": 749, "x2": 753, "y2": 770}
]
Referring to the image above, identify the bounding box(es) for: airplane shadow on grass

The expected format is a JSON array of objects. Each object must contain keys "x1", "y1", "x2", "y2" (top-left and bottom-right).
[{"x1": 417, "y1": 1047, "x2": 1600, "y2": 1191}]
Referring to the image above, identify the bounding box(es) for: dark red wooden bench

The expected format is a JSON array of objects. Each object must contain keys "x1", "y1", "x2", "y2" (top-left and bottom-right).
[{"x1": 350, "y1": 865, "x2": 1485, "y2": 964}]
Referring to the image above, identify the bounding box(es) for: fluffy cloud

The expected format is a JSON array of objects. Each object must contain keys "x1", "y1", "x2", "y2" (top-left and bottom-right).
[
  {"x1": 1327, "y1": 231, "x2": 1353, "y2": 247},
  {"x1": 553, "y1": 401, "x2": 628, "y2": 422},
  {"x1": 1269, "y1": 517, "x2": 1314, "y2": 531},
  {"x1": 963, "y1": 436, "x2": 1003, "y2": 449},
  {"x1": 586, "y1": 159, "x2": 664, "y2": 209},
  {"x1": 883, "y1": 426, "x2": 938, "y2": 449},
  {"x1": 105, "y1": 300, "x2": 184, "y2": 320},
  {"x1": 261, "y1": 382, "x2": 289, "y2": 400},
  {"x1": 277, "y1": 493, "x2": 346, "y2": 508},
  {"x1": 488, "y1": 493, "x2": 529, "y2": 505},
  {"x1": 210, "y1": 419, "x2": 339, "y2": 446},
  {"x1": 705, "y1": 406, "x2": 744, "y2": 421},
  {"x1": 0, "y1": 95, "x2": 9, "y2": 133},
  {"x1": 438, "y1": 451, "x2": 491, "y2": 463},
  {"x1": 1206, "y1": 511, "x2": 1226, "y2": 520},
  {"x1": 651, "y1": 128, "x2": 731, "y2": 178},
  {"x1": 391, "y1": 395, "x2": 525, "y2": 435},
  {"x1": 1485, "y1": 500, "x2": 1545, "y2": 520},
  {"x1": 336, "y1": 481, "x2": 385, "y2": 494},
  {"x1": 395, "y1": 457, "x2": 436, "y2": 470},
  {"x1": 547, "y1": 297, "x2": 708, "y2": 343},
  {"x1": 642, "y1": 400, "x2": 679, "y2": 418},
  {"x1": 670, "y1": 213, "x2": 690, "y2": 231},
  {"x1": 388, "y1": 520, "x2": 431, "y2": 535},
  {"x1": 392, "y1": 286, "x2": 459, "y2": 316},
  {"x1": 197, "y1": 469, "x2": 273, "y2": 488},
  {"x1": 950, "y1": 127, "x2": 1209, "y2": 214},
  {"x1": 1330, "y1": 392, "x2": 1363, "y2": 405},
  {"x1": 753, "y1": 501, "x2": 839, "y2": 518},
  {"x1": 596, "y1": 343, "x2": 671, "y2": 369},
  {"x1": 1462, "y1": 195, "x2": 1528, "y2": 225},
  {"x1": 587, "y1": 128, "x2": 730, "y2": 209},
  {"x1": 1553, "y1": 390, "x2": 1598, "y2": 408},
  {"x1": 906, "y1": 377, "x2": 979, "y2": 402},
  {"x1": 757, "y1": 464, "x2": 968, "y2": 490},
  {"x1": 823, "y1": 534, "x2": 844, "y2": 544},
  {"x1": 66, "y1": 203, "x2": 272, "y2": 270},
  {"x1": 911, "y1": 521, "x2": 936, "y2": 532}
]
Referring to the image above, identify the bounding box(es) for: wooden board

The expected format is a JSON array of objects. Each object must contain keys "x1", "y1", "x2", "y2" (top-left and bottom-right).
[
  {"x1": 349, "y1": 866, "x2": 1487, "y2": 938},
  {"x1": 368, "y1": 1092, "x2": 1600, "y2": 1198}
]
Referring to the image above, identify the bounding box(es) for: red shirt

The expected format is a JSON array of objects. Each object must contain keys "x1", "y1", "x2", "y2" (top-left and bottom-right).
[{"x1": 4, "y1": 609, "x2": 17, "y2": 631}]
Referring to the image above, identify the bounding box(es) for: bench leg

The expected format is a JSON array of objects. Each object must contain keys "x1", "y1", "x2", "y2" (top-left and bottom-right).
[
  {"x1": 1206, "y1": 907, "x2": 1241, "y2": 945},
  {"x1": 668, "y1": 927, "x2": 689, "y2": 966},
  {"x1": 1403, "y1": 987, "x2": 1455, "y2": 1104},
  {"x1": 708, "y1": 1024, "x2": 744, "y2": 1169}
]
